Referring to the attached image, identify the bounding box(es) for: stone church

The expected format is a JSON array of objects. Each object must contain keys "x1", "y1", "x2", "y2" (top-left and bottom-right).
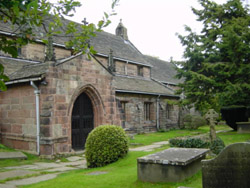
[{"x1": 0, "y1": 20, "x2": 181, "y2": 156}]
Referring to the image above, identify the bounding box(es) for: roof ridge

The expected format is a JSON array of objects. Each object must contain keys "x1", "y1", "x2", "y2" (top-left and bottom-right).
[{"x1": 0, "y1": 55, "x2": 41, "y2": 64}]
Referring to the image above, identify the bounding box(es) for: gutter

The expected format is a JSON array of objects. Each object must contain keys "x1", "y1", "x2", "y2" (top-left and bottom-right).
[
  {"x1": 5, "y1": 77, "x2": 43, "y2": 85},
  {"x1": 30, "y1": 81, "x2": 41, "y2": 155},
  {"x1": 96, "y1": 53, "x2": 152, "y2": 68},
  {"x1": 156, "y1": 95, "x2": 161, "y2": 131},
  {"x1": 115, "y1": 89, "x2": 179, "y2": 98}
]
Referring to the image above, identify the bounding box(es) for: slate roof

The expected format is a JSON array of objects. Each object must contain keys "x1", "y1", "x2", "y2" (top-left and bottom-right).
[
  {"x1": 0, "y1": 19, "x2": 180, "y2": 97},
  {"x1": 0, "y1": 56, "x2": 46, "y2": 81},
  {"x1": 0, "y1": 19, "x2": 150, "y2": 66},
  {"x1": 9, "y1": 63, "x2": 48, "y2": 81},
  {"x1": 113, "y1": 76, "x2": 177, "y2": 97},
  {"x1": 0, "y1": 57, "x2": 34, "y2": 76},
  {"x1": 144, "y1": 55, "x2": 183, "y2": 85},
  {"x1": 90, "y1": 32, "x2": 150, "y2": 66}
]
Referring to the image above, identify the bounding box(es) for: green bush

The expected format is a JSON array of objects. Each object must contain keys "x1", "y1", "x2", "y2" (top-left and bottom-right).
[
  {"x1": 169, "y1": 138, "x2": 210, "y2": 148},
  {"x1": 169, "y1": 136, "x2": 225, "y2": 155},
  {"x1": 209, "y1": 137, "x2": 225, "y2": 155},
  {"x1": 85, "y1": 125, "x2": 129, "y2": 168},
  {"x1": 183, "y1": 114, "x2": 206, "y2": 129}
]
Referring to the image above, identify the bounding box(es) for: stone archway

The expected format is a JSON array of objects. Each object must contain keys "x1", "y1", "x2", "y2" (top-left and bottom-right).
[
  {"x1": 69, "y1": 85, "x2": 105, "y2": 150},
  {"x1": 71, "y1": 92, "x2": 93, "y2": 149}
]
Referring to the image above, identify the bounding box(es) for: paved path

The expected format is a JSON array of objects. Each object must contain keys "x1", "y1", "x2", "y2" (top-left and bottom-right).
[
  {"x1": 0, "y1": 155, "x2": 86, "y2": 188},
  {"x1": 130, "y1": 141, "x2": 169, "y2": 152}
]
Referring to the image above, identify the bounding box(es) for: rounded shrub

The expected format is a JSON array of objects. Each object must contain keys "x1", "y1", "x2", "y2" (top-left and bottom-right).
[
  {"x1": 85, "y1": 125, "x2": 129, "y2": 168},
  {"x1": 183, "y1": 114, "x2": 206, "y2": 129},
  {"x1": 209, "y1": 137, "x2": 225, "y2": 155}
]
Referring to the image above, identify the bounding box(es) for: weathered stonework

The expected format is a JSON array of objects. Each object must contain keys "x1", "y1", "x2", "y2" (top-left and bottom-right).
[
  {"x1": 0, "y1": 21, "x2": 182, "y2": 156},
  {"x1": 0, "y1": 54, "x2": 122, "y2": 156},
  {"x1": 116, "y1": 93, "x2": 180, "y2": 133}
]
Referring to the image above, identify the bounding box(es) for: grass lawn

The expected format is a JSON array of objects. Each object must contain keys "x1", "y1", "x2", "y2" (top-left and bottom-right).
[
  {"x1": 20, "y1": 125, "x2": 250, "y2": 188},
  {"x1": 22, "y1": 151, "x2": 203, "y2": 188},
  {"x1": 130, "y1": 125, "x2": 232, "y2": 146},
  {"x1": 0, "y1": 144, "x2": 15, "y2": 152}
]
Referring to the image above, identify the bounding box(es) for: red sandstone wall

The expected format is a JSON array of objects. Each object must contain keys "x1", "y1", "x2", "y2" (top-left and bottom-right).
[
  {"x1": 38, "y1": 55, "x2": 122, "y2": 155},
  {"x1": 0, "y1": 85, "x2": 37, "y2": 153}
]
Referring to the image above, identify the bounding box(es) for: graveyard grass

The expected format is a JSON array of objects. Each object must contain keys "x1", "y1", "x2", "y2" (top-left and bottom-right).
[{"x1": 11, "y1": 125, "x2": 250, "y2": 188}]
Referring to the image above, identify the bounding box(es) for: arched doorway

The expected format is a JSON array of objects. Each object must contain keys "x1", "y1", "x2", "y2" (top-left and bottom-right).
[{"x1": 72, "y1": 92, "x2": 94, "y2": 150}]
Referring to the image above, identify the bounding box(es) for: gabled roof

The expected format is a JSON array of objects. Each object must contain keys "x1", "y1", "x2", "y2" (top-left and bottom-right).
[
  {"x1": 113, "y1": 76, "x2": 178, "y2": 97},
  {"x1": 0, "y1": 19, "x2": 151, "y2": 67},
  {"x1": 144, "y1": 55, "x2": 183, "y2": 85}
]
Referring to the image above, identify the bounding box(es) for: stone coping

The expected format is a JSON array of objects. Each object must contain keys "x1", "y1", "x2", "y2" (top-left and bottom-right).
[
  {"x1": 137, "y1": 148, "x2": 209, "y2": 166},
  {"x1": 236, "y1": 122, "x2": 250, "y2": 125}
]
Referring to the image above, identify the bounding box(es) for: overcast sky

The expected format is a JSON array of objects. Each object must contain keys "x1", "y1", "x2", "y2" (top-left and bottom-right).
[{"x1": 69, "y1": 0, "x2": 246, "y2": 61}]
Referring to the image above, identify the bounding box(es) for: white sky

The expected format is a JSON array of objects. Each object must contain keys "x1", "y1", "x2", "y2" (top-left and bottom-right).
[{"x1": 69, "y1": 0, "x2": 246, "y2": 61}]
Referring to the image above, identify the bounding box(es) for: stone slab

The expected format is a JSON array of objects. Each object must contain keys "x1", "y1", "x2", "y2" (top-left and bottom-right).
[
  {"x1": 202, "y1": 142, "x2": 250, "y2": 188},
  {"x1": 138, "y1": 148, "x2": 209, "y2": 166},
  {"x1": 87, "y1": 171, "x2": 108, "y2": 175},
  {"x1": 138, "y1": 148, "x2": 209, "y2": 182},
  {"x1": 6, "y1": 173, "x2": 59, "y2": 186},
  {"x1": 0, "y1": 152, "x2": 27, "y2": 160},
  {"x1": 0, "y1": 184, "x2": 16, "y2": 188},
  {"x1": 130, "y1": 141, "x2": 169, "y2": 152},
  {"x1": 45, "y1": 166, "x2": 77, "y2": 172},
  {"x1": 4, "y1": 162, "x2": 62, "y2": 170},
  {"x1": 0, "y1": 170, "x2": 39, "y2": 180},
  {"x1": 66, "y1": 156, "x2": 83, "y2": 162}
]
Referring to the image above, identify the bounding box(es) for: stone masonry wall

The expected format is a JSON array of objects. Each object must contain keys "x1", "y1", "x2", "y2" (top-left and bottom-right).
[
  {"x1": 38, "y1": 55, "x2": 122, "y2": 155},
  {"x1": 0, "y1": 42, "x2": 71, "y2": 62},
  {"x1": 116, "y1": 93, "x2": 180, "y2": 133},
  {"x1": 0, "y1": 84, "x2": 37, "y2": 153},
  {"x1": 0, "y1": 54, "x2": 122, "y2": 156}
]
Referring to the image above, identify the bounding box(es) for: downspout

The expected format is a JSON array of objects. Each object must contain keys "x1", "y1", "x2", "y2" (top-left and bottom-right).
[
  {"x1": 156, "y1": 95, "x2": 161, "y2": 131},
  {"x1": 30, "y1": 81, "x2": 40, "y2": 155}
]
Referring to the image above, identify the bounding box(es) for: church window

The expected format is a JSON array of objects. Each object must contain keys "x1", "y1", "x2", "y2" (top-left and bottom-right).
[
  {"x1": 166, "y1": 104, "x2": 173, "y2": 119},
  {"x1": 120, "y1": 101, "x2": 127, "y2": 120},
  {"x1": 144, "y1": 102, "x2": 152, "y2": 121}
]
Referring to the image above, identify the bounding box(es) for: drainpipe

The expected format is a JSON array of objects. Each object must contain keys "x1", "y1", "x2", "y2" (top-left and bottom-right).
[
  {"x1": 30, "y1": 81, "x2": 40, "y2": 155},
  {"x1": 156, "y1": 95, "x2": 161, "y2": 131}
]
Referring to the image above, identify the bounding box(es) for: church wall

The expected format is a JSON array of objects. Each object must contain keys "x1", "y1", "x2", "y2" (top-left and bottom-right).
[
  {"x1": 37, "y1": 55, "x2": 122, "y2": 155},
  {"x1": 0, "y1": 42, "x2": 71, "y2": 62},
  {"x1": 116, "y1": 61, "x2": 126, "y2": 75},
  {"x1": 0, "y1": 54, "x2": 122, "y2": 156},
  {"x1": 116, "y1": 93, "x2": 180, "y2": 133},
  {"x1": 0, "y1": 84, "x2": 38, "y2": 154},
  {"x1": 127, "y1": 64, "x2": 137, "y2": 76},
  {"x1": 143, "y1": 67, "x2": 150, "y2": 78}
]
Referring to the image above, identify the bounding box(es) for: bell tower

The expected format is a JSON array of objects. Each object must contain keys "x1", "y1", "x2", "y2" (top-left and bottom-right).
[{"x1": 115, "y1": 19, "x2": 128, "y2": 40}]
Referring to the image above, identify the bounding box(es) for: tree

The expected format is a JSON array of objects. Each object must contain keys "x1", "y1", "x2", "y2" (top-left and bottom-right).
[
  {"x1": 0, "y1": 0, "x2": 119, "y2": 90},
  {"x1": 176, "y1": 0, "x2": 250, "y2": 113}
]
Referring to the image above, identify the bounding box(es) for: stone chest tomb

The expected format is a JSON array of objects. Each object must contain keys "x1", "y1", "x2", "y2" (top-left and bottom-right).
[{"x1": 137, "y1": 148, "x2": 209, "y2": 182}]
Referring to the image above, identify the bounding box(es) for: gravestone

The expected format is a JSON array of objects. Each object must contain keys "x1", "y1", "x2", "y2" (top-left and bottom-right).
[
  {"x1": 137, "y1": 148, "x2": 209, "y2": 182},
  {"x1": 205, "y1": 109, "x2": 218, "y2": 141},
  {"x1": 202, "y1": 142, "x2": 250, "y2": 188}
]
